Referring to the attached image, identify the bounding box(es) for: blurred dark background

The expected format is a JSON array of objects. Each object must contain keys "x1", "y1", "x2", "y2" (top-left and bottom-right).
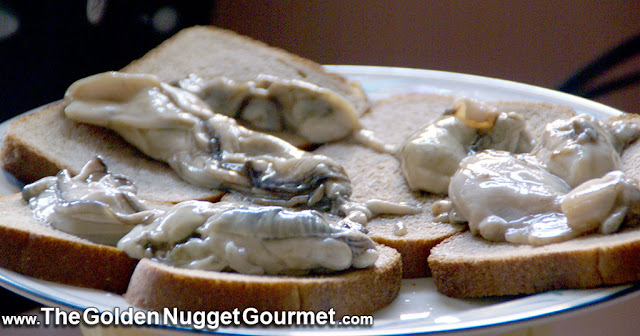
[
  {"x1": 213, "y1": 1, "x2": 640, "y2": 115},
  {"x1": 0, "y1": 0, "x2": 215, "y2": 122}
]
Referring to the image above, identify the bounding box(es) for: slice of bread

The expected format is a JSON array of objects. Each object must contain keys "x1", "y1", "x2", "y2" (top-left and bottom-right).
[
  {"x1": 428, "y1": 114, "x2": 640, "y2": 298},
  {"x1": 124, "y1": 245, "x2": 402, "y2": 318},
  {"x1": 0, "y1": 194, "x2": 137, "y2": 294},
  {"x1": 122, "y1": 26, "x2": 369, "y2": 118},
  {"x1": 0, "y1": 25, "x2": 369, "y2": 204},
  {"x1": 315, "y1": 94, "x2": 578, "y2": 278},
  {"x1": 428, "y1": 227, "x2": 640, "y2": 298}
]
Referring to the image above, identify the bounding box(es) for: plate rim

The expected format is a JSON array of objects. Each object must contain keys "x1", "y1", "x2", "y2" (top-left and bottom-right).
[
  {"x1": 0, "y1": 65, "x2": 638, "y2": 335},
  {"x1": 324, "y1": 64, "x2": 624, "y2": 117}
]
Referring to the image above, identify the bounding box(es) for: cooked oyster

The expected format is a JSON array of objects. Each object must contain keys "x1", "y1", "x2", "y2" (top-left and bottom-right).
[
  {"x1": 22, "y1": 157, "x2": 159, "y2": 245},
  {"x1": 117, "y1": 200, "x2": 379, "y2": 275},
  {"x1": 440, "y1": 150, "x2": 640, "y2": 245},
  {"x1": 178, "y1": 74, "x2": 362, "y2": 145},
  {"x1": 400, "y1": 98, "x2": 532, "y2": 194},
  {"x1": 533, "y1": 115, "x2": 624, "y2": 187},
  {"x1": 64, "y1": 72, "x2": 351, "y2": 213}
]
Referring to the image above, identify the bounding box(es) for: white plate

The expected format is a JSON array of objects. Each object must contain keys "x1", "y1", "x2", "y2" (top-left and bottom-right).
[{"x1": 1, "y1": 65, "x2": 639, "y2": 335}]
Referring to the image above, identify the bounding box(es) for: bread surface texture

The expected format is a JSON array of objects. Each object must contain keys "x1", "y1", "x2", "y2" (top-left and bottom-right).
[
  {"x1": 125, "y1": 245, "x2": 402, "y2": 318},
  {"x1": 429, "y1": 227, "x2": 640, "y2": 297},
  {"x1": 0, "y1": 194, "x2": 137, "y2": 294}
]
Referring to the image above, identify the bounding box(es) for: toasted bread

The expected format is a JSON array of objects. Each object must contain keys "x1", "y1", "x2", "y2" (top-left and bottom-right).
[
  {"x1": 428, "y1": 227, "x2": 640, "y2": 298},
  {"x1": 1, "y1": 104, "x2": 223, "y2": 204},
  {"x1": 122, "y1": 26, "x2": 369, "y2": 118}
]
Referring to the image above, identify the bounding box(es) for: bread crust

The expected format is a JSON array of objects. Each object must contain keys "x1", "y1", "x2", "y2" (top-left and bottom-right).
[
  {"x1": 370, "y1": 231, "x2": 447, "y2": 278},
  {"x1": 1, "y1": 132, "x2": 61, "y2": 185},
  {"x1": 0, "y1": 101, "x2": 224, "y2": 204},
  {"x1": 125, "y1": 245, "x2": 402, "y2": 318},
  {"x1": 0, "y1": 102, "x2": 66, "y2": 184},
  {"x1": 428, "y1": 229, "x2": 640, "y2": 297},
  {"x1": 0, "y1": 194, "x2": 138, "y2": 294}
]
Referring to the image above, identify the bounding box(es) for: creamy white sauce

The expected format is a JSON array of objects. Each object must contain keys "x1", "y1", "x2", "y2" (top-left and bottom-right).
[
  {"x1": 392, "y1": 221, "x2": 408, "y2": 236},
  {"x1": 117, "y1": 200, "x2": 379, "y2": 275},
  {"x1": 22, "y1": 157, "x2": 159, "y2": 246},
  {"x1": 351, "y1": 129, "x2": 399, "y2": 154},
  {"x1": 339, "y1": 199, "x2": 422, "y2": 229}
]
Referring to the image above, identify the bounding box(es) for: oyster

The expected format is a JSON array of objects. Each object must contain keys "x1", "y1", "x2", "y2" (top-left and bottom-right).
[{"x1": 118, "y1": 201, "x2": 379, "y2": 275}]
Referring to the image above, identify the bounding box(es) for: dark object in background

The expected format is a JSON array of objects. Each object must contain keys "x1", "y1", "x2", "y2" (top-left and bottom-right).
[
  {"x1": 0, "y1": 0, "x2": 215, "y2": 122},
  {"x1": 0, "y1": 0, "x2": 215, "y2": 314},
  {"x1": 558, "y1": 32, "x2": 640, "y2": 100},
  {"x1": 0, "y1": 289, "x2": 40, "y2": 315}
]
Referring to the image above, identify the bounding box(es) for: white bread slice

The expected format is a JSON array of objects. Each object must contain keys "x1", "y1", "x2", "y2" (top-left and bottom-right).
[
  {"x1": 315, "y1": 94, "x2": 577, "y2": 278},
  {"x1": 0, "y1": 194, "x2": 137, "y2": 294},
  {"x1": 428, "y1": 113, "x2": 640, "y2": 298},
  {"x1": 0, "y1": 25, "x2": 369, "y2": 204},
  {"x1": 124, "y1": 245, "x2": 402, "y2": 318}
]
